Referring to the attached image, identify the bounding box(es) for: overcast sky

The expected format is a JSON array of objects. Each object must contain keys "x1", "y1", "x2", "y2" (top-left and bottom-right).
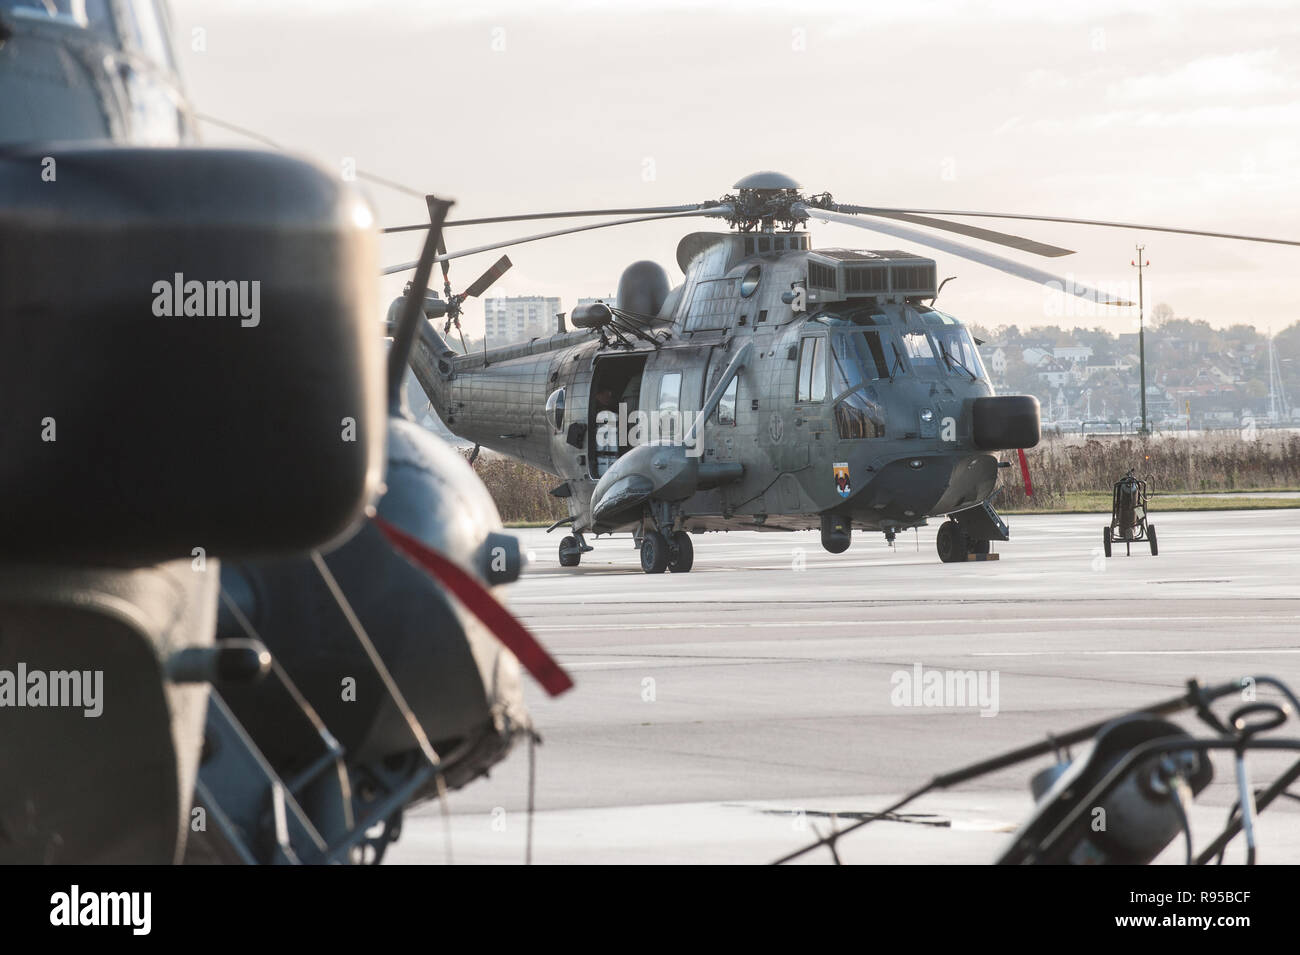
[{"x1": 169, "y1": 0, "x2": 1300, "y2": 338}]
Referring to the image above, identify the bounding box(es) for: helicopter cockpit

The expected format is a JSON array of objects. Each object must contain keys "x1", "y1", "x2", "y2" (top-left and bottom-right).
[{"x1": 810, "y1": 305, "x2": 988, "y2": 439}]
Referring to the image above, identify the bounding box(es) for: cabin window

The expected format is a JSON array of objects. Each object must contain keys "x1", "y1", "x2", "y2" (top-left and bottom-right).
[
  {"x1": 545, "y1": 387, "x2": 565, "y2": 431},
  {"x1": 740, "y1": 265, "x2": 761, "y2": 298},
  {"x1": 658, "y1": 372, "x2": 682, "y2": 412},
  {"x1": 796, "y1": 337, "x2": 827, "y2": 403},
  {"x1": 716, "y1": 377, "x2": 738, "y2": 426}
]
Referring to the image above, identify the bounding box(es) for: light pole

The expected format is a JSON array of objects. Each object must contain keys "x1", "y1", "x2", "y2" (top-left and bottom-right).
[{"x1": 1131, "y1": 246, "x2": 1150, "y2": 436}]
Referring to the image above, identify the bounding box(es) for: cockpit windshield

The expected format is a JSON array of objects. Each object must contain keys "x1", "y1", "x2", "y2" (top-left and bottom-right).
[
  {"x1": 929, "y1": 325, "x2": 987, "y2": 380},
  {"x1": 831, "y1": 330, "x2": 892, "y2": 393}
]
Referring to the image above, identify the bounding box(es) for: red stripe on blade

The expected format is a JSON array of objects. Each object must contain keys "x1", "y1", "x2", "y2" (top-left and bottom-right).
[{"x1": 374, "y1": 516, "x2": 574, "y2": 697}]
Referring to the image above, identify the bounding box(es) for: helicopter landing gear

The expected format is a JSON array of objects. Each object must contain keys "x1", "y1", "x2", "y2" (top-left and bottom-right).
[
  {"x1": 936, "y1": 519, "x2": 967, "y2": 563},
  {"x1": 558, "y1": 531, "x2": 592, "y2": 568},
  {"x1": 668, "y1": 531, "x2": 694, "y2": 573},
  {"x1": 639, "y1": 529, "x2": 694, "y2": 574},
  {"x1": 820, "y1": 513, "x2": 851, "y2": 554},
  {"x1": 640, "y1": 529, "x2": 669, "y2": 574}
]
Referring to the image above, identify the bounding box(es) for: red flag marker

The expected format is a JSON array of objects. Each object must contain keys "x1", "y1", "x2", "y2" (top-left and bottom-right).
[
  {"x1": 374, "y1": 516, "x2": 574, "y2": 696},
  {"x1": 1017, "y1": 447, "x2": 1034, "y2": 497}
]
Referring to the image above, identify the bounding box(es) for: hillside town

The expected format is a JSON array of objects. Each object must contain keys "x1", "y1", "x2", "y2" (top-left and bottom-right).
[{"x1": 968, "y1": 307, "x2": 1298, "y2": 433}]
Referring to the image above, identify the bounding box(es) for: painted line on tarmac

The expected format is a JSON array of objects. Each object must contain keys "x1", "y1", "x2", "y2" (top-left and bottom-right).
[{"x1": 530, "y1": 614, "x2": 1299, "y2": 633}]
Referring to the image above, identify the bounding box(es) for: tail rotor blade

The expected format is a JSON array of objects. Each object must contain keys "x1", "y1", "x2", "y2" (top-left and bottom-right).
[{"x1": 462, "y1": 255, "x2": 513, "y2": 299}]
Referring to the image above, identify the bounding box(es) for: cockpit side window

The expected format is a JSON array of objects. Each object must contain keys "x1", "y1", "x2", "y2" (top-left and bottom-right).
[
  {"x1": 832, "y1": 331, "x2": 890, "y2": 393},
  {"x1": 796, "y1": 336, "x2": 826, "y2": 402}
]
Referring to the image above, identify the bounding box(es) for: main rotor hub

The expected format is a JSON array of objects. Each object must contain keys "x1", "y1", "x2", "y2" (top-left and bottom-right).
[{"x1": 722, "y1": 171, "x2": 832, "y2": 233}]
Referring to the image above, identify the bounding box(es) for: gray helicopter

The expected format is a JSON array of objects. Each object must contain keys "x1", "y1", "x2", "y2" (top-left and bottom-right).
[{"x1": 388, "y1": 172, "x2": 1299, "y2": 573}]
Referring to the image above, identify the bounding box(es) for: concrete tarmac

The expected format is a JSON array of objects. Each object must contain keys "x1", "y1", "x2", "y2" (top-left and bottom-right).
[{"x1": 390, "y1": 509, "x2": 1300, "y2": 864}]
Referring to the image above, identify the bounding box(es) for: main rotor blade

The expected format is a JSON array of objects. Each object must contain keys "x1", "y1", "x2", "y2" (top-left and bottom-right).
[
  {"x1": 383, "y1": 203, "x2": 710, "y2": 234},
  {"x1": 834, "y1": 205, "x2": 1074, "y2": 257},
  {"x1": 382, "y1": 206, "x2": 731, "y2": 276},
  {"x1": 797, "y1": 204, "x2": 1132, "y2": 305},
  {"x1": 463, "y1": 255, "x2": 513, "y2": 298},
  {"x1": 842, "y1": 206, "x2": 1300, "y2": 249}
]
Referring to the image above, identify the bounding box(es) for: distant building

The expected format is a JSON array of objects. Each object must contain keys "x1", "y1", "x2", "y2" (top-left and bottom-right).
[
  {"x1": 484, "y1": 295, "x2": 562, "y2": 347},
  {"x1": 987, "y1": 346, "x2": 1008, "y2": 378},
  {"x1": 1052, "y1": 345, "x2": 1093, "y2": 363}
]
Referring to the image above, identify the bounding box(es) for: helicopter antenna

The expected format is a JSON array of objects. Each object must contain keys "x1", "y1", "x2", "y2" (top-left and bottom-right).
[{"x1": 932, "y1": 276, "x2": 957, "y2": 306}]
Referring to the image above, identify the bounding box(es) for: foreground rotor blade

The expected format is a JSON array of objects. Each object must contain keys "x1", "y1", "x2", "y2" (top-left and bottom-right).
[
  {"x1": 842, "y1": 206, "x2": 1300, "y2": 248},
  {"x1": 374, "y1": 516, "x2": 574, "y2": 697},
  {"x1": 462, "y1": 255, "x2": 513, "y2": 298},
  {"x1": 382, "y1": 206, "x2": 731, "y2": 276},
  {"x1": 834, "y1": 206, "x2": 1074, "y2": 257},
  {"x1": 387, "y1": 198, "x2": 450, "y2": 408},
  {"x1": 426, "y1": 195, "x2": 453, "y2": 286},
  {"x1": 384, "y1": 203, "x2": 710, "y2": 234},
  {"x1": 797, "y1": 204, "x2": 1132, "y2": 305}
]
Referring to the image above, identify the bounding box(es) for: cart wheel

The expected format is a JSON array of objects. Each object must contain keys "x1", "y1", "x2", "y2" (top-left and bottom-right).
[
  {"x1": 1148, "y1": 524, "x2": 1158, "y2": 557},
  {"x1": 1103, "y1": 526, "x2": 1112, "y2": 558}
]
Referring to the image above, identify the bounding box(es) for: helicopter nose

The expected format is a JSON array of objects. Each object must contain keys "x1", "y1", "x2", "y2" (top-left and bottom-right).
[{"x1": 971, "y1": 395, "x2": 1041, "y2": 450}]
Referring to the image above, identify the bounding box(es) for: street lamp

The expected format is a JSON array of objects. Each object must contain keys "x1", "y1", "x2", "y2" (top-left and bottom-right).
[{"x1": 1131, "y1": 246, "x2": 1151, "y2": 436}]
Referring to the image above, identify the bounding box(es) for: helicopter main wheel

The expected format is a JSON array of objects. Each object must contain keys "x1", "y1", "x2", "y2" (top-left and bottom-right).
[
  {"x1": 640, "y1": 530, "x2": 670, "y2": 574},
  {"x1": 969, "y1": 538, "x2": 991, "y2": 556},
  {"x1": 936, "y1": 520, "x2": 968, "y2": 563},
  {"x1": 668, "y1": 531, "x2": 694, "y2": 573},
  {"x1": 558, "y1": 535, "x2": 582, "y2": 567},
  {"x1": 1103, "y1": 526, "x2": 1112, "y2": 558},
  {"x1": 1148, "y1": 524, "x2": 1158, "y2": 556}
]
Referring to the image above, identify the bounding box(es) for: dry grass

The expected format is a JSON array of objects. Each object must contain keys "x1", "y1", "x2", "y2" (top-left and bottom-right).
[
  {"x1": 466, "y1": 452, "x2": 568, "y2": 525},
  {"x1": 1000, "y1": 433, "x2": 1300, "y2": 510}
]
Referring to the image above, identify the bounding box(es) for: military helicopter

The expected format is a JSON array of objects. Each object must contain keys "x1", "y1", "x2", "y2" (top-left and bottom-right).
[{"x1": 387, "y1": 171, "x2": 1300, "y2": 572}]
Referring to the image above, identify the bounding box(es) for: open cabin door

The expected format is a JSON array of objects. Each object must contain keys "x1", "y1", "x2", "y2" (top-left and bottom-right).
[{"x1": 588, "y1": 353, "x2": 648, "y2": 480}]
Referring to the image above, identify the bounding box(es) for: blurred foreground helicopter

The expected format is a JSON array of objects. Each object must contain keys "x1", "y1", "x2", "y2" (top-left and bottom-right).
[
  {"x1": 774, "y1": 675, "x2": 1300, "y2": 866},
  {"x1": 388, "y1": 172, "x2": 1299, "y2": 572},
  {"x1": 0, "y1": 0, "x2": 567, "y2": 864}
]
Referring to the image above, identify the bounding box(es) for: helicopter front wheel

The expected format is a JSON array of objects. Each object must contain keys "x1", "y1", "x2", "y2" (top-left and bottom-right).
[
  {"x1": 640, "y1": 529, "x2": 670, "y2": 574},
  {"x1": 668, "y1": 531, "x2": 694, "y2": 573},
  {"x1": 936, "y1": 520, "x2": 968, "y2": 563}
]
